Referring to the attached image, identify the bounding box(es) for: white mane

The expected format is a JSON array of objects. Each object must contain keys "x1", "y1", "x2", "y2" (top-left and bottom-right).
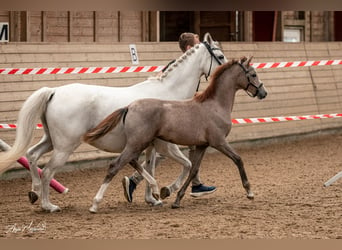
[{"x1": 148, "y1": 43, "x2": 201, "y2": 81}]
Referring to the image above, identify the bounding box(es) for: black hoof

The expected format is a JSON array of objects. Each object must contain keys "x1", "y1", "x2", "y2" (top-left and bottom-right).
[
  {"x1": 28, "y1": 191, "x2": 39, "y2": 204},
  {"x1": 160, "y1": 187, "x2": 171, "y2": 200},
  {"x1": 171, "y1": 203, "x2": 180, "y2": 209}
]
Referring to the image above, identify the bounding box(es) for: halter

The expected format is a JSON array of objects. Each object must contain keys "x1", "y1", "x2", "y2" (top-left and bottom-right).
[
  {"x1": 202, "y1": 41, "x2": 224, "y2": 83},
  {"x1": 238, "y1": 63, "x2": 263, "y2": 97}
]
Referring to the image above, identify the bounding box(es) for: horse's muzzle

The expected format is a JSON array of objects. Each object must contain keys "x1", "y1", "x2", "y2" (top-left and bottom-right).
[{"x1": 257, "y1": 86, "x2": 267, "y2": 100}]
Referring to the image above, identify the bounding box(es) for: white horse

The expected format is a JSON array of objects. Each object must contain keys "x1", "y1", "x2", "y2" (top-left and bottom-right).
[{"x1": 0, "y1": 33, "x2": 227, "y2": 212}]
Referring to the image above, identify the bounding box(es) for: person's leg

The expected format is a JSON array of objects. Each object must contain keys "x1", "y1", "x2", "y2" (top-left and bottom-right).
[
  {"x1": 190, "y1": 170, "x2": 217, "y2": 197},
  {"x1": 122, "y1": 171, "x2": 142, "y2": 203},
  {"x1": 188, "y1": 146, "x2": 217, "y2": 197}
]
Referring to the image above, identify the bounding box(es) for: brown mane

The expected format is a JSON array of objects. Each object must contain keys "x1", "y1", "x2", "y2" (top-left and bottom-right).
[{"x1": 194, "y1": 58, "x2": 244, "y2": 103}]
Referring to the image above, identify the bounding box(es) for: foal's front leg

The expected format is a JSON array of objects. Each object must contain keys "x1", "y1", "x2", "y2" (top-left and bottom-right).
[
  {"x1": 214, "y1": 141, "x2": 254, "y2": 199},
  {"x1": 172, "y1": 145, "x2": 207, "y2": 209}
]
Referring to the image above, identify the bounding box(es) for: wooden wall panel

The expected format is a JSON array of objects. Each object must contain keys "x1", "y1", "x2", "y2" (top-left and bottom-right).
[{"x1": 0, "y1": 42, "x2": 342, "y2": 166}]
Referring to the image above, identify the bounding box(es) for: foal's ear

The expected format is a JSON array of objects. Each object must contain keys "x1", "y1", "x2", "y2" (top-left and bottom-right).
[
  {"x1": 246, "y1": 56, "x2": 254, "y2": 66},
  {"x1": 203, "y1": 32, "x2": 213, "y2": 44}
]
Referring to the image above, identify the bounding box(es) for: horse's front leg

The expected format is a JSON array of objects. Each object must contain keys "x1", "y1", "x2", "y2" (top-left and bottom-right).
[
  {"x1": 143, "y1": 146, "x2": 162, "y2": 206},
  {"x1": 172, "y1": 145, "x2": 207, "y2": 209},
  {"x1": 214, "y1": 141, "x2": 254, "y2": 200}
]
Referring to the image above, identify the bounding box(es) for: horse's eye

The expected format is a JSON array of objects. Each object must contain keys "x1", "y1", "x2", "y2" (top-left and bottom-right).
[
  {"x1": 251, "y1": 74, "x2": 257, "y2": 77},
  {"x1": 218, "y1": 55, "x2": 224, "y2": 60}
]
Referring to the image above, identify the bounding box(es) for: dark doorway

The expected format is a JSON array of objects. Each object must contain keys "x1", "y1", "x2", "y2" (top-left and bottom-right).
[
  {"x1": 334, "y1": 11, "x2": 342, "y2": 41},
  {"x1": 159, "y1": 12, "x2": 195, "y2": 41},
  {"x1": 253, "y1": 11, "x2": 275, "y2": 41},
  {"x1": 159, "y1": 11, "x2": 237, "y2": 42}
]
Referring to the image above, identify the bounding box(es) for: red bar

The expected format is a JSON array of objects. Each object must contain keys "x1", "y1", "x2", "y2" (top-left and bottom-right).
[
  {"x1": 298, "y1": 61, "x2": 306, "y2": 67},
  {"x1": 8, "y1": 69, "x2": 19, "y2": 74},
  {"x1": 147, "y1": 66, "x2": 157, "y2": 72},
  {"x1": 50, "y1": 68, "x2": 61, "y2": 74},
  {"x1": 23, "y1": 69, "x2": 33, "y2": 74},
  {"x1": 92, "y1": 67, "x2": 102, "y2": 73},
  {"x1": 36, "y1": 68, "x2": 47, "y2": 74},
  {"x1": 270, "y1": 63, "x2": 280, "y2": 68},
  {"x1": 106, "y1": 67, "x2": 116, "y2": 73},
  {"x1": 120, "y1": 67, "x2": 130, "y2": 72},
  {"x1": 257, "y1": 63, "x2": 266, "y2": 69},
  {"x1": 64, "y1": 68, "x2": 75, "y2": 74},
  {"x1": 134, "y1": 66, "x2": 144, "y2": 72},
  {"x1": 78, "y1": 67, "x2": 89, "y2": 74}
]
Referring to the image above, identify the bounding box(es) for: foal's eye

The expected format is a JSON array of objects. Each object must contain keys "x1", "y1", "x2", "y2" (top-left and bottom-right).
[{"x1": 251, "y1": 74, "x2": 257, "y2": 77}]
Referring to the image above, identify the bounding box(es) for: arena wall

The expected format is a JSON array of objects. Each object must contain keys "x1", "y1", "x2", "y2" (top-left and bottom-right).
[{"x1": 0, "y1": 42, "x2": 342, "y2": 166}]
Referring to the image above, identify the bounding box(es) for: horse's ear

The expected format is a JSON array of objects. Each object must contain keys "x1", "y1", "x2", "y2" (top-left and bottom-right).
[
  {"x1": 246, "y1": 56, "x2": 254, "y2": 66},
  {"x1": 203, "y1": 32, "x2": 213, "y2": 44}
]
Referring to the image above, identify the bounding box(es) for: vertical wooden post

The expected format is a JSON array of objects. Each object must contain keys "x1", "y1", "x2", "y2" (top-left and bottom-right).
[
  {"x1": 68, "y1": 11, "x2": 73, "y2": 42},
  {"x1": 20, "y1": 11, "x2": 28, "y2": 42},
  {"x1": 117, "y1": 11, "x2": 121, "y2": 42},
  {"x1": 141, "y1": 11, "x2": 148, "y2": 41},
  {"x1": 41, "y1": 11, "x2": 47, "y2": 42},
  {"x1": 93, "y1": 11, "x2": 98, "y2": 42}
]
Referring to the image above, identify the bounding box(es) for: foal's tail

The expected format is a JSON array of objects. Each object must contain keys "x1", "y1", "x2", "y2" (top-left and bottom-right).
[
  {"x1": 0, "y1": 87, "x2": 55, "y2": 174},
  {"x1": 83, "y1": 107, "x2": 128, "y2": 143}
]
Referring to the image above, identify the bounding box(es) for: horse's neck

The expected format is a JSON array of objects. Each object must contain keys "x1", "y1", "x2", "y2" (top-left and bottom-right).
[
  {"x1": 213, "y1": 70, "x2": 238, "y2": 111},
  {"x1": 160, "y1": 46, "x2": 206, "y2": 98}
]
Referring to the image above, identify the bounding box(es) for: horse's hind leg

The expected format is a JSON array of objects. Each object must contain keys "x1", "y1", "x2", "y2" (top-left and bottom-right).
[
  {"x1": 172, "y1": 145, "x2": 207, "y2": 209},
  {"x1": 129, "y1": 158, "x2": 160, "y2": 202},
  {"x1": 214, "y1": 141, "x2": 254, "y2": 199},
  {"x1": 26, "y1": 134, "x2": 53, "y2": 204},
  {"x1": 40, "y1": 150, "x2": 73, "y2": 212},
  {"x1": 143, "y1": 146, "x2": 163, "y2": 206},
  {"x1": 153, "y1": 141, "x2": 192, "y2": 199}
]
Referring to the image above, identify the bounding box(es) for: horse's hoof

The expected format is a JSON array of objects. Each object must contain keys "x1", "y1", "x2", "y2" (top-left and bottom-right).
[
  {"x1": 247, "y1": 192, "x2": 254, "y2": 200},
  {"x1": 171, "y1": 203, "x2": 180, "y2": 209},
  {"x1": 42, "y1": 204, "x2": 61, "y2": 213},
  {"x1": 152, "y1": 200, "x2": 163, "y2": 207},
  {"x1": 89, "y1": 206, "x2": 98, "y2": 213},
  {"x1": 28, "y1": 191, "x2": 39, "y2": 204},
  {"x1": 160, "y1": 186, "x2": 171, "y2": 199}
]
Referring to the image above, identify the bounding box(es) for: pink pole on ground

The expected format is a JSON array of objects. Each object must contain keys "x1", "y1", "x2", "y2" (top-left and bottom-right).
[
  {"x1": 17, "y1": 156, "x2": 69, "y2": 194},
  {"x1": 0, "y1": 139, "x2": 68, "y2": 194}
]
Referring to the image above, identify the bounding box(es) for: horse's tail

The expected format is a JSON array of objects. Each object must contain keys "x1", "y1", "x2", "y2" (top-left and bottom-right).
[
  {"x1": 0, "y1": 87, "x2": 55, "y2": 174},
  {"x1": 83, "y1": 107, "x2": 128, "y2": 143}
]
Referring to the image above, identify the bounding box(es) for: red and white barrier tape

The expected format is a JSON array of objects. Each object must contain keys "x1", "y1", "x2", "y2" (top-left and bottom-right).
[
  {"x1": 1, "y1": 113, "x2": 341, "y2": 129},
  {"x1": 231, "y1": 113, "x2": 342, "y2": 124},
  {"x1": 0, "y1": 66, "x2": 165, "y2": 75},
  {"x1": 1, "y1": 60, "x2": 341, "y2": 75}
]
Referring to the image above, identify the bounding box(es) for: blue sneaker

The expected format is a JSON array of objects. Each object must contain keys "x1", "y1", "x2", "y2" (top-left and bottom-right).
[
  {"x1": 190, "y1": 184, "x2": 216, "y2": 197},
  {"x1": 122, "y1": 176, "x2": 136, "y2": 203}
]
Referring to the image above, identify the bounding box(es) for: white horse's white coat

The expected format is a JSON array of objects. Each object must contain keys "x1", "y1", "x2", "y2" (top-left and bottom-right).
[{"x1": 0, "y1": 33, "x2": 227, "y2": 212}]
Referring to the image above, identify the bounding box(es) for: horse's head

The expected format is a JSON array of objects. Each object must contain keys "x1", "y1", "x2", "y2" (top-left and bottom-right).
[
  {"x1": 239, "y1": 56, "x2": 267, "y2": 100},
  {"x1": 202, "y1": 33, "x2": 228, "y2": 78}
]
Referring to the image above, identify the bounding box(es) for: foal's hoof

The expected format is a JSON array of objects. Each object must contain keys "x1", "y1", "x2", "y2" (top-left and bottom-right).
[
  {"x1": 160, "y1": 186, "x2": 171, "y2": 199},
  {"x1": 171, "y1": 203, "x2": 180, "y2": 209},
  {"x1": 28, "y1": 191, "x2": 39, "y2": 204},
  {"x1": 247, "y1": 192, "x2": 254, "y2": 200}
]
